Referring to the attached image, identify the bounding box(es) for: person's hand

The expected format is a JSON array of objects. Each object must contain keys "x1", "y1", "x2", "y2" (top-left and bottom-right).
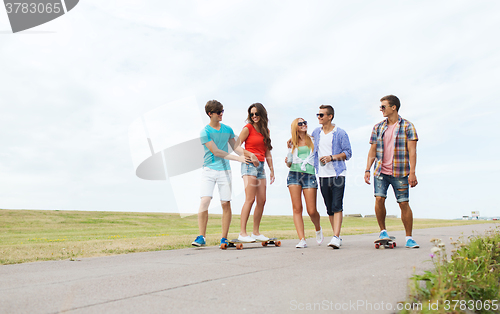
[
  {"x1": 285, "y1": 157, "x2": 291, "y2": 168},
  {"x1": 286, "y1": 139, "x2": 292, "y2": 148},
  {"x1": 239, "y1": 155, "x2": 249, "y2": 164},
  {"x1": 364, "y1": 171, "x2": 371, "y2": 185},
  {"x1": 319, "y1": 155, "x2": 331, "y2": 164},
  {"x1": 409, "y1": 173, "x2": 418, "y2": 187},
  {"x1": 269, "y1": 170, "x2": 275, "y2": 184},
  {"x1": 250, "y1": 154, "x2": 259, "y2": 167}
]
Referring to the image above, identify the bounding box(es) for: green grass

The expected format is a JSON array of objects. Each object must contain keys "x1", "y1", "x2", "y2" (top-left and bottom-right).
[
  {"x1": 0, "y1": 208, "x2": 495, "y2": 265},
  {"x1": 401, "y1": 226, "x2": 500, "y2": 313}
]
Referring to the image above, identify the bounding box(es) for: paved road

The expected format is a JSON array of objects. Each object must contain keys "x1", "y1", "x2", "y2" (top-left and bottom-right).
[{"x1": 1, "y1": 223, "x2": 497, "y2": 314}]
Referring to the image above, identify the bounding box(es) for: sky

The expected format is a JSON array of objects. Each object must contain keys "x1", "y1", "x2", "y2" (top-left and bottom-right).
[{"x1": 1, "y1": 1, "x2": 499, "y2": 219}]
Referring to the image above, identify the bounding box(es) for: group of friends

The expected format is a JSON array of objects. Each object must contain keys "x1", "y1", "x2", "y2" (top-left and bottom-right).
[{"x1": 191, "y1": 95, "x2": 420, "y2": 249}]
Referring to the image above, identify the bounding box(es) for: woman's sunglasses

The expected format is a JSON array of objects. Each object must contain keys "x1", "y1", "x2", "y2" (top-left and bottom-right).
[
  {"x1": 298, "y1": 121, "x2": 307, "y2": 126},
  {"x1": 250, "y1": 113, "x2": 260, "y2": 117}
]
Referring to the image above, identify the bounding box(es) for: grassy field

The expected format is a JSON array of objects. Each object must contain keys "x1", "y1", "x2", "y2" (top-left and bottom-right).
[{"x1": 0, "y1": 208, "x2": 495, "y2": 265}]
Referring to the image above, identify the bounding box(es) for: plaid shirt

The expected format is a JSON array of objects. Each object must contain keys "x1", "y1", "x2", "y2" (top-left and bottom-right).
[{"x1": 369, "y1": 116, "x2": 418, "y2": 177}]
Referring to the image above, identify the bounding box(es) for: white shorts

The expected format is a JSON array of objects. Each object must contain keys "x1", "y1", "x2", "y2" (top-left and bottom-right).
[{"x1": 200, "y1": 167, "x2": 232, "y2": 201}]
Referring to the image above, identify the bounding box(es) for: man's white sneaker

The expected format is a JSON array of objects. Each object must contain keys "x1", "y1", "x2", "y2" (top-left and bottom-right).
[
  {"x1": 328, "y1": 236, "x2": 341, "y2": 249},
  {"x1": 296, "y1": 239, "x2": 307, "y2": 248},
  {"x1": 238, "y1": 234, "x2": 256, "y2": 243},
  {"x1": 316, "y1": 228, "x2": 324, "y2": 245},
  {"x1": 251, "y1": 233, "x2": 269, "y2": 241}
]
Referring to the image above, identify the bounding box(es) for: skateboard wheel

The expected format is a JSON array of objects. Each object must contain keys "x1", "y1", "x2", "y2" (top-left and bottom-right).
[
  {"x1": 221, "y1": 243, "x2": 228, "y2": 250},
  {"x1": 393, "y1": 242, "x2": 396, "y2": 248},
  {"x1": 262, "y1": 241, "x2": 268, "y2": 247},
  {"x1": 275, "y1": 241, "x2": 281, "y2": 247},
  {"x1": 390, "y1": 243, "x2": 395, "y2": 249},
  {"x1": 375, "y1": 243, "x2": 380, "y2": 249},
  {"x1": 236, "y1": 243, "x2": 243, "y2": 250}
]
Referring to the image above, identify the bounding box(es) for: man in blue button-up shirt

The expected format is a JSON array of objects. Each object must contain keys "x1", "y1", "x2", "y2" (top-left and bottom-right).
[{"x1": 311, "y1": 105, "x2": 352, "y2": 249}]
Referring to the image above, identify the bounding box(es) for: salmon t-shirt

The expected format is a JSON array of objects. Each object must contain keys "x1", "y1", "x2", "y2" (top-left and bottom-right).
[
  {"x1": 243, "y1": 124, "x2": 267, "y2": 162},
  {"x1": 381, "y1": 122, "x2": 398, "y2": 175}
]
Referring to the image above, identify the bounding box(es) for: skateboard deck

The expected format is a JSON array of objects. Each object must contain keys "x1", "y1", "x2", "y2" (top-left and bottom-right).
[
  {"x1": 374, "y1": 236, "x2": 396, "y2": 249},
  {"x1": 221, "y1": 237, "x2": 281, "y2": 250}
]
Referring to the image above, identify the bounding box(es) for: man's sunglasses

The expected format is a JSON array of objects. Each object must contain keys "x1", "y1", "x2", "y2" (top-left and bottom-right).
[
  {"x1": 211, "y1": 110, "x2": 224, "y2": 115},
  {"x1": 298, "y1": 121, "x2": 307, "y2": 126},
  {"x1": 380, "y1": 105, "x2": 394, "y2": 110},
  {"x1": 250, "y1": 113, "x2": 260, "y2": 117},
  {"x1": 316, "y1": 113, "x2": 326, "y2": 118}
]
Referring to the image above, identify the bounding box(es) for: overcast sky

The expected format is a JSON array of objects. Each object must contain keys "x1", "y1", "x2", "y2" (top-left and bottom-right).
[{"x1": 1, "y1": 1, "x2": 499, "y2": 219}]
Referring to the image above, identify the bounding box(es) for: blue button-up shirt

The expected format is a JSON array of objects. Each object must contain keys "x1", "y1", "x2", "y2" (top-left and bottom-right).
[{"x1": 311, "y1": 125, "x2": 352, "y2": 176}]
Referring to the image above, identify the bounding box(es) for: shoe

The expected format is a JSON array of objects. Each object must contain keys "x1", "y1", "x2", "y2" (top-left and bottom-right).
[
  {"x1": 340, "y1": 237, "x2": 343, "y2": 246},
  {"x1": 191, "y1": 235, "x2": 206, "y2": 247},
  {"x1": 238, "y1": 234, "x2": 256, "y2": 243},
  {"x1": 296, "y1": 239, "x2": 307, "y2": 248},
  {"x1": 405, "y1": 238, "x2": 419, "y2": 248},
  {"x1": 251, "y1": 233, "x2": 269, "y2": 241},
  {"x1": 379, "y1": 230, "x2": 390, "y2": 240},
  {"x1": 220, "y1": 237, "x2": 228, "y2": 245},
  {"x1": 316, "y1": 228, "x2": 324, "y2": 245},
  {"x1": 328, "y1": 236, "x2": 341, "y2": 249}
]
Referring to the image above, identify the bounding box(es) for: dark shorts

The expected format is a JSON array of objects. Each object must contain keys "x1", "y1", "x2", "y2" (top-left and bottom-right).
[
  {"x1": 287, "y1": 171, "x2": 318, "y2": 189},
  {"x1": 319, "y1": 176, "x2": 345, "y2": 216}
]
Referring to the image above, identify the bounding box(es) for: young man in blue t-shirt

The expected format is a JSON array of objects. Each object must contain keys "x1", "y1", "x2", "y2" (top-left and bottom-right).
[{"x1": 192, "y1": 100, "x2": 250, "y2": 247}]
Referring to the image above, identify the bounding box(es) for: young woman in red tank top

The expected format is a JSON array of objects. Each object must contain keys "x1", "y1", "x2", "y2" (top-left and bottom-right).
[{"x1": 237, "y1": 103, "x2": 275, "y2": 242}]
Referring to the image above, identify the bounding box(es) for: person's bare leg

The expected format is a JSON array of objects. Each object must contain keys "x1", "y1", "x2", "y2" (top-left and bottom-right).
[
  {"x1": 240, "y1": 175, "x2": 257, "y2": 236},
  {"x1": 303, "y1": 188, "x2": 320, "y2": 231},
  {"x1": 399, "y1": 201, "x2": 413, "y2": 237},
  {"x1": 221, "y1": 201, "x2": 232, "y2": 239},
  {"x1": 198, "y1": 196, "x2": 211, "y2": 236},
  {"x1": 289, "y1": 185, "x2": 305, "y2": 239},
  {"x1": 329, "y1": 212, "x2": 343, "y2": 237},
  {"x1": 252, "y1": 179, "x2": 267, "y2": 235},
  {"x1": 375, "y1": 196, "x2": 387, "y2": 231}
]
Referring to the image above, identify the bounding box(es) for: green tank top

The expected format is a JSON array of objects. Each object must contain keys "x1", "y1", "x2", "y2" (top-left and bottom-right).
[{"x1": 290, "y1": 146, "x2": 315, "y2": 175}]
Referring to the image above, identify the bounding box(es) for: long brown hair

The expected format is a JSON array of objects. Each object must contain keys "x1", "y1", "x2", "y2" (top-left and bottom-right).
[
  {"x1": 246, "y1": 103, "x2": 272, "y2": 151},
  {"x1": 290, "y1": 118, "x2": 313, "y2": 153}
]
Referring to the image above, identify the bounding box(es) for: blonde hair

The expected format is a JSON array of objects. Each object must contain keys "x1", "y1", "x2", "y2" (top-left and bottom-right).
[{"x1": 290, "y1": 118, "x2": 313, "y2": 153}]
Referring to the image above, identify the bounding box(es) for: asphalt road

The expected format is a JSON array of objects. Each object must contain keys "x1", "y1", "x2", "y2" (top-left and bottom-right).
[{"x1": 1, "y1": 223, "x2": 497, "y2": 314}]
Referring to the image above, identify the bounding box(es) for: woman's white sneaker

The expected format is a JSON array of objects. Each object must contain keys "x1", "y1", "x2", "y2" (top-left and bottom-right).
[
  {"x1": 251, "y1": 233, "x2": 269, "y2": 241},
  {"x1": 316, "y1": 228, "x2": 324, "y2": 245},
  {"x1": 238, "y1": 234, "x2": 256, "y2": 243},
  {"x1": 296, "y1": 239, "x2": 307, "y2": 248}
]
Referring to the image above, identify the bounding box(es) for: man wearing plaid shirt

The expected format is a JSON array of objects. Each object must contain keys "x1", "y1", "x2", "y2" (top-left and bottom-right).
[{"x1": 364, "y1": 95, "x2": 419, "y2": 248}]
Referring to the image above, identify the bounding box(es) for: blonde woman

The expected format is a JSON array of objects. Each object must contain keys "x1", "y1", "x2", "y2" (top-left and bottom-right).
[{"x1": 286, "y1": 118, "x2": 323, "y2": 248}]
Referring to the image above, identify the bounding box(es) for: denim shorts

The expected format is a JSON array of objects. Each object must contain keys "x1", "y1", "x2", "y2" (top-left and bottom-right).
[
  {"x1": 287, "y1": 171, "x2": 318, "y2": 189},
  {"x1": 374, "y1": 174, "x2": 409, "y2": 203},
  {"x1": 241, "y1": 161, "x2": 266, "y2": 179}
]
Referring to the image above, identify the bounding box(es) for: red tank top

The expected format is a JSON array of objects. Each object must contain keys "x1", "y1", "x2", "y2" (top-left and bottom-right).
[{"x1": 243, "y1": 123, "x2": 267, "y2": 162}]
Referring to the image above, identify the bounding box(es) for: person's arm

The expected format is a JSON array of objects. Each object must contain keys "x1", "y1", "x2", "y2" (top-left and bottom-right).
[
  {"x1": 265, "y1": 149, "x2": 275, "y2": 184},
  {"x1": 205, "y1": 140, "x2": 247, "y2": 163},
  {"x1": 364, "y1": 143, "x2": 377, "y2": 184},
  {"x1": 407, "y1": 140, "x2": 418, "y2": 187},
  {"x1": 238, "y1": 126, "x2": 259, "y2": 166}
]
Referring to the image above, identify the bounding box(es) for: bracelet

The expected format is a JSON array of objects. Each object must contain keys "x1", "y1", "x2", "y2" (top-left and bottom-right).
[
  {"x1": 330, "y1": 155, "x2": 333, "y2": 161},
  {"x1": 365, "y1": 170, "x2": 370, "y2": 173}
]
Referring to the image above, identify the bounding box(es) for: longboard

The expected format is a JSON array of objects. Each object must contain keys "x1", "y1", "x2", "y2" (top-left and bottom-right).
[
  {"x1": 374, "y1": 236, "x2": 396, "y2": 249},
  {"x1": 221, "y1": 237, "x2": 281, "y2": 250}
]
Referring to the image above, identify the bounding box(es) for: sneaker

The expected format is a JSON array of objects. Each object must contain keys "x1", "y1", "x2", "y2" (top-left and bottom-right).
[
  {"x1": 316, "y1": 228, "x2": 324, "y2": 245},
  {"x1": 238, "y1": 234, "x2": 256, "y2": 243},
  {"x1": 220, "y1": 237, "x2": 228, "y2": 245},
  {"x1": 251, "y1": 233, "x2": 269, "y2": 241},
  {"x1": 191, "y1": 235, "x2": 206, "y2": 247},
  {"x1": 296, "y1": 239, "x2": 307, "y2": 248},
  {"x1": 340, "y1": 237, "x2": 343, "y2": 246},
  {"x1": 379, "y1": 230, "x2": 390, "y2": 240},
  {"x1": 405, "y1": 238, "x2": 419, "y2": 248},
  {"x1": 328, "y1": 236, "x2": 341, "y2": 249}
]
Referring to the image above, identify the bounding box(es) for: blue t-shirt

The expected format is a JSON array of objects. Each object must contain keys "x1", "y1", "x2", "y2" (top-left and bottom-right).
[{"x1": 200, "y1": 123, "x2": 235, "y2": 171}]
